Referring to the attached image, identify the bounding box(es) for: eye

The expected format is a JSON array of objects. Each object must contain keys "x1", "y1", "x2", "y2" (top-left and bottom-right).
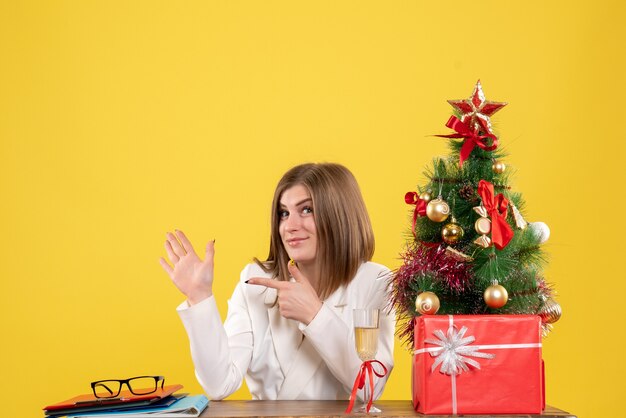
[
  {"x1": 279, "y1": 209, "x2": 289, "y2": 219},
  {"x1": 302, "y1": 206, "x2": 313, "y2": 215}
]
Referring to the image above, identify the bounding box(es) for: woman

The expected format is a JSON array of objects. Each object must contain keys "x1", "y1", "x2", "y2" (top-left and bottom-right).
[{"x1": 159, "y1": 163, "x2": 394, "y2": 401}]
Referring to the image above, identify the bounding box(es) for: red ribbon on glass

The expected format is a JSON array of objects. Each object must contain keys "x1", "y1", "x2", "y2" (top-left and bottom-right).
[
  {"x1": 405, "y1": 192, "x2": 427, "y2": 236},
  {"x1": 477, "y1": 180, "x2": 514, "y2": 250},
  {"x1": 345, "y1": 360, "x2": 388, "y2": 414},
  {"x1": 436, "y1": 116, "x2": 498, "y2": 167}
]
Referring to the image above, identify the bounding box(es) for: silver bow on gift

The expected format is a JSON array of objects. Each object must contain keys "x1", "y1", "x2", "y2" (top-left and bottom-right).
[{"x1": 425, "y1": 326, "x2": 495, "y2": 375}]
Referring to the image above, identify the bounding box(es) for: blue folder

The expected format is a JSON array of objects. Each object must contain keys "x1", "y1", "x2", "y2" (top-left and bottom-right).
[{"x1": 68, "y1": 395, "x2": 209, "y2": 418}]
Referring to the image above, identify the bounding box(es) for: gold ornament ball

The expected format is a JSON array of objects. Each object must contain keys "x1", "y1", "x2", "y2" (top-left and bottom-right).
[
  {"x1": 426, "y1": 198, "x2": 450, "y2": 223},
  {"x1": 419, "y1": 191, "x2": 433, "y2": 203},
  {"x1": 441, "y1": 222, "x2": 464, "y2": 244},
  {"x1": 492, "y1": 161, "x2": 506, "y2": 174},
  {"x1": 415, "y1": 291, "x2": 440, "y2": 315},
  {"x1": 484, "y1": 284, "x2": 508, "y2": 308},
  {"x1": 539, "y1": 298, "x2": 562, "y2": 324}
]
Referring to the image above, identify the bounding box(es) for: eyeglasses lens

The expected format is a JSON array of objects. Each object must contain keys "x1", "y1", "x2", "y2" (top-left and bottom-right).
[
  {"x1": 93, "y1": 381, "x2": 122, "y2": 398},
  {"x1": 128, "y1": 376, "x2": 159, "y2": 394}
]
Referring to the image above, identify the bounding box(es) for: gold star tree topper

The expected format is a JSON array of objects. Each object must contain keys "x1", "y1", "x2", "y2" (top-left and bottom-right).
[{"x1": 447, "y1": 80, "x2": 507, "y2": 135}]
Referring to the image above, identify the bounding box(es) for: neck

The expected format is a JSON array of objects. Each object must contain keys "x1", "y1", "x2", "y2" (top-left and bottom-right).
[{"x1": 297, "y1": 261, "x2": 320, "y2": 293}]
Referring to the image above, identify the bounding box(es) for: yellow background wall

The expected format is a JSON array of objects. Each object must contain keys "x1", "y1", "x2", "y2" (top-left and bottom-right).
[{"x1": 1, "y1": 2, "x2": 624, "y2": 417}]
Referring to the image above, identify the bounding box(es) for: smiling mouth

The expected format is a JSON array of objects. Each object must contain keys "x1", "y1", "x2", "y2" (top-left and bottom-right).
[{"x1": 286, "y1": 238, "x2": 307, "y2": 246}]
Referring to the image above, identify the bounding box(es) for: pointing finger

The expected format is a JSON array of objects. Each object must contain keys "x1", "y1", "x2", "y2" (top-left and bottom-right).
[{"x1": 246, "y1": 277, "x2": 290, "y2": 290}]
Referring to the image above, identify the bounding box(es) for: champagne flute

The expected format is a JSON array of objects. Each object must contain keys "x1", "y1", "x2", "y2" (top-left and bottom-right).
[{"x1": 353, "y1": 308, "x2": 381, "y2": 413}]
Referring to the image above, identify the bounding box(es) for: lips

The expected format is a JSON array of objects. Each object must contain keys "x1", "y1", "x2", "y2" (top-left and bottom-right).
[{"x1": 286, "y1": 237, "x2": 308, "y2": 246}]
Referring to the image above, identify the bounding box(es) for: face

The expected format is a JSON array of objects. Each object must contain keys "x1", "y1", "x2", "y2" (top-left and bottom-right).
[{"x1": 278, "y1": 184, "x2": 318, "y2": 265}]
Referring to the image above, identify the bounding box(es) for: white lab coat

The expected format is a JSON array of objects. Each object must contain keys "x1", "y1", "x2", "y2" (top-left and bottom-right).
[{"x1": 177, "y1": 261, "x2": 395, "y2": 401}]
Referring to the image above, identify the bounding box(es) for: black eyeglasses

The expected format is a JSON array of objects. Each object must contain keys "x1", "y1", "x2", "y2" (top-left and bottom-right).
[{"x1": 91, "y1": 376, "x2": 165, "y2": 398}]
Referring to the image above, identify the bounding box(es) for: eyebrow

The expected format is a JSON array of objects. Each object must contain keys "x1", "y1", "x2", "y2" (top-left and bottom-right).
[{"x1": 279, "y1": 198, "x2": 313, "y2": 208}]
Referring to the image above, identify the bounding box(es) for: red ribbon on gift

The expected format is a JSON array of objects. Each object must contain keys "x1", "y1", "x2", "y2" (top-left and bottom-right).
[
  {"x1": 405, "y1": 191, "x2": 427, "y2": 236},
  {"x1": 477, "y1": 180, "x2": 513, "y2": 250},
  {"x1": 345, "y1": 360, "x2": 388, "y2": 414},
  {"x1": 436, "y1": 116, "x2": 498, "y2": 167}
]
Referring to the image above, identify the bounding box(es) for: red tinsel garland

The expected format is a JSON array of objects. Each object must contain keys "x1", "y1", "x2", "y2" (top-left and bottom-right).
[{"x1": 391, "y1": 244, "x2": 474, "y2": 346}]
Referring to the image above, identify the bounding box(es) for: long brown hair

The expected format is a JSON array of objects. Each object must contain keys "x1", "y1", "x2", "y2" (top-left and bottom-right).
[{"x1": 254, "y1": 163, "x2": 375, "y2": 300}]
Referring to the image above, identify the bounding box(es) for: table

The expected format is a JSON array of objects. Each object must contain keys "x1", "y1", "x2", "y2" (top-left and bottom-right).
[{"x1": 199, "y1": 400, "x2": 576, "y2": 417}]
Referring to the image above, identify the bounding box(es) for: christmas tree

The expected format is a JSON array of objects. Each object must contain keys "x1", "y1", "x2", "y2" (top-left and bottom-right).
[{"x1": 392, "y1": 80, "x2": 561, "y2": 347}]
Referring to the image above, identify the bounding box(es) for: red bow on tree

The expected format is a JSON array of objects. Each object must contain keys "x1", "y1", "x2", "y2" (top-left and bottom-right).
[
  {"x1": 437, "y1": 116, "x2": 499, "y2": 167},
  {"x1": 405, "y1": 192, "x2": 427, "y2": 236},
  {"x1": 477, "y1": 180, "x2": 514, "y2": 250},
  {"x1": 345, "y1": 360, "x2": 388, "y2": 414}
]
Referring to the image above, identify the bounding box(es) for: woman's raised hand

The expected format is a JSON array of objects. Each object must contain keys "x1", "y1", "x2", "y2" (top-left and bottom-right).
[{"x1": 159, "y1": 230, "x2": 215, "y2": 305}]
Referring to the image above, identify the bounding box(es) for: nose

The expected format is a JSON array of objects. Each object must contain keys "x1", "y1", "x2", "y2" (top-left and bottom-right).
[{"x1": 284, "y1": 213, "x2": 302, "y2": 231}]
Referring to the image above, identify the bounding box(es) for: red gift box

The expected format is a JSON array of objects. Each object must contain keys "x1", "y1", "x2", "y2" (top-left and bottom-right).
[{"x1": 412, "y1": 315, "x2": 544, "y2": 415}]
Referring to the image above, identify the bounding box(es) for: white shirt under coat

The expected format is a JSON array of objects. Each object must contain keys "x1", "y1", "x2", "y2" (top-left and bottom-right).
[{"x1": 177, "y1": 261, "x2": 395, "y2": 401}]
